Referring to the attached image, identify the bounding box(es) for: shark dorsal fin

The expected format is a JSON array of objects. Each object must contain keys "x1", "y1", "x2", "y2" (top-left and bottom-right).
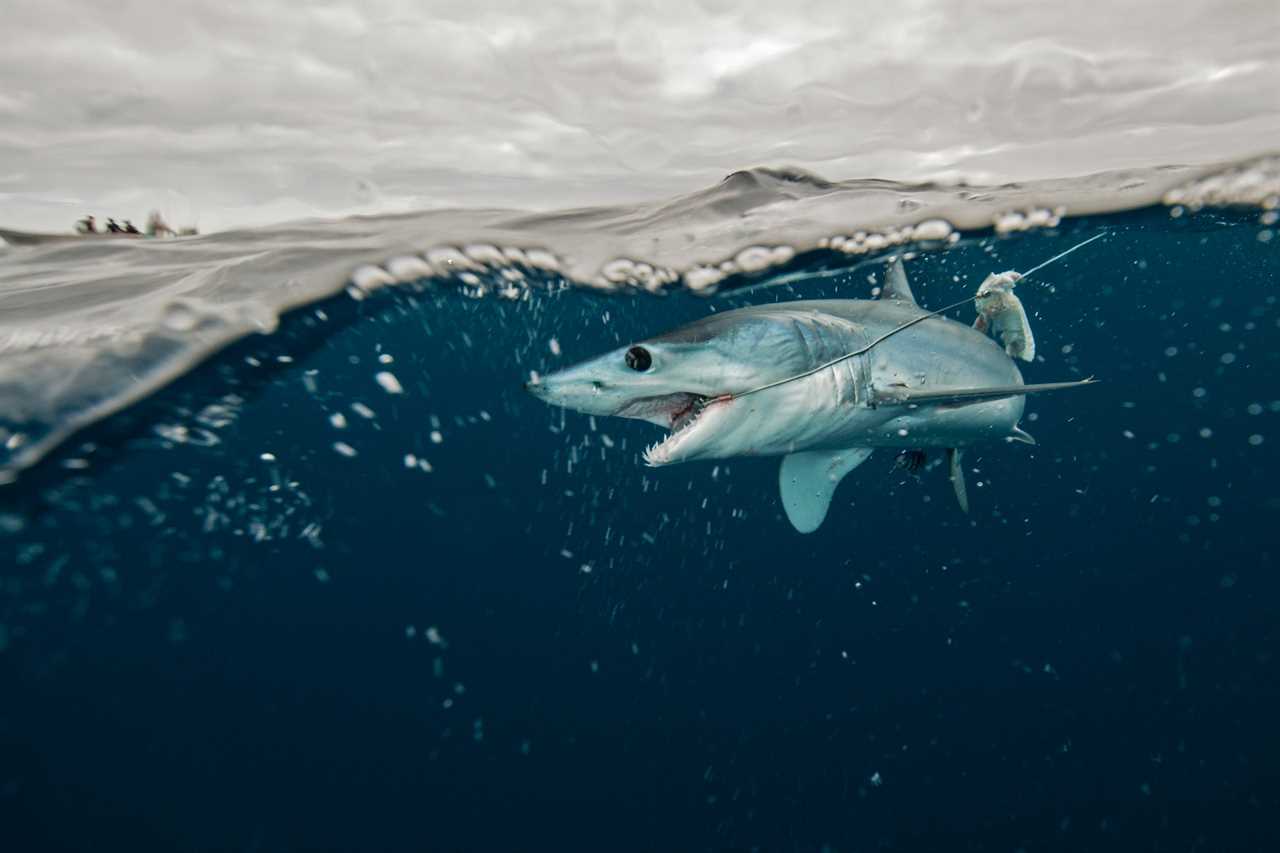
[
  {"x1": 779, "y1": 448, "x2": 874, "y2": 533},
  {"x1": 881, "y1": 258, "x2": 919, "y2": 306}
]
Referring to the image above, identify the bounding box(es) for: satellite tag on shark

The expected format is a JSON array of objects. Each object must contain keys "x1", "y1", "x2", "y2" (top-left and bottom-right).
[{"x1": 527, "y1": 236, "x2": 1102, "y2": 532}]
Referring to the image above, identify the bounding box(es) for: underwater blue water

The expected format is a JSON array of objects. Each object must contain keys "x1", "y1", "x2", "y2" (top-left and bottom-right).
[{"x1": 1, "y1": 206, "x2": 1278, "y2": 851}]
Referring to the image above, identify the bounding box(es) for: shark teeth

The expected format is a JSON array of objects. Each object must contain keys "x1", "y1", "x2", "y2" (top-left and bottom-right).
[{"x1": 641, "y1": 395, "x2": 709, "y2": 466}]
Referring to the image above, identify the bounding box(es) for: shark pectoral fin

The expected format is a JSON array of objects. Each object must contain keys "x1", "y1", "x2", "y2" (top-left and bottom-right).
[
  {"x1": 947, "y1": 448, "x2": 969, "y2": 513},
  {"x1": 881, "y1": 258, "x2": 919, "y2": 306},
  {"x1": 875, "y1": 377, "x2": 1098, "y2": 407},
  {"x1": 779, "y1": 447, "x2": 874, "y2": 533}
]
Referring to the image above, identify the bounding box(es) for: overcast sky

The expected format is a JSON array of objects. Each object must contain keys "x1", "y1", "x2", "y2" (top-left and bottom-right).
[{"x1": 1, "y1": 0, "x2": 1276, "y2": 233}]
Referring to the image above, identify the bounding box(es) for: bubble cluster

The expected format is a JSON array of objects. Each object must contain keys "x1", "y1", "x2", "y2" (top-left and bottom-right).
[
  {"x1": 992, "y1": 207, "x2": 1065, "y2": 234},
  {"x1": 820, "y1": 220, "x2": 959, "y2": 259},
  {"x1": 347, "y1": 244, "x2": 564, "y2": 301},
  {"x1": 1164, "y1": 155, "x2": 1280, "y2": 210}
]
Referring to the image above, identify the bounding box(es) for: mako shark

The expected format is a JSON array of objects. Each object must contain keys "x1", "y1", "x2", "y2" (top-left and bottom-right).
[{"x1": 526, "y1": 259, "x2": 1094, "y2": 533}]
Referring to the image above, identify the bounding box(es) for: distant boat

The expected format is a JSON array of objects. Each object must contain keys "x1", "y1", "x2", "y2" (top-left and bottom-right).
[{"x1": 0, "y1": 227, "x2": 196, "y2": 247}]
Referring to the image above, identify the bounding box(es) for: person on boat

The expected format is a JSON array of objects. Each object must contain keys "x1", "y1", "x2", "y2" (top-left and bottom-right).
[
  {"x1": 76, "y1": 215, "x2": 98, "y2": 234},
  {"x1": 106, "y1": 218, "x2": 121, "y2": 233},
  {"x1": 122, "y1": 220, "x2": 140, "y2": 234}
]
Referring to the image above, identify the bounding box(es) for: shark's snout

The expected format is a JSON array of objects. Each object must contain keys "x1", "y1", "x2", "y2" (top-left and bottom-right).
[{"x1": 522, "y1": 368, "x2": 623, "y2": 417}]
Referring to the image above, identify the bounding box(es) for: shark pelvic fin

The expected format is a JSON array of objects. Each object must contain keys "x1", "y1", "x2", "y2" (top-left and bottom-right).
[
  {"x1": 1009, "y1": 426, "x2": 1037, "y2": 445},
  {"x1": 874, "y1": 377, "x2": 1098, "y2": 407},
  {"x1": 779, "y1": 447, "x2": 874, "y2": 533},
  {"x1": 881, "y1": 258, "x2": 919, "y2": 306},
  {"x1": 947, "y1": 448, "x2": 969, "y2": 513}
]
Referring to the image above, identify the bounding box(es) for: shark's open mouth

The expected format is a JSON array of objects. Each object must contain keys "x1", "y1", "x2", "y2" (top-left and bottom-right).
[{"x1": 614, "y1": 392, "x2": 731, "y2": 466}]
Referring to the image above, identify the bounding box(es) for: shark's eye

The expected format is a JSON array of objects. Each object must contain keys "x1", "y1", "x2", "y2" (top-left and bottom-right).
[{"x1": 625, "y1": 346, "x2": 652, "y2": 372}]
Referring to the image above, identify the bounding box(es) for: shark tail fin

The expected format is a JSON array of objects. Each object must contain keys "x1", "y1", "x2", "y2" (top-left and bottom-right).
[{"x1": 779, "y1": 447, "x2": 874, "y2": 533}]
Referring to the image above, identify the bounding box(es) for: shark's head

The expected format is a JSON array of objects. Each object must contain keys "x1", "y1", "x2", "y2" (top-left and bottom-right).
[{"x1": 525, "y1": 308, "x2": 835, "y2": 465}]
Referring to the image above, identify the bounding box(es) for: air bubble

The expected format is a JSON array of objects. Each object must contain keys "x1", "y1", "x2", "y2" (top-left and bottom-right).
[{"x1": 375, "y1": 371, "x2": 404, "y2": 394}]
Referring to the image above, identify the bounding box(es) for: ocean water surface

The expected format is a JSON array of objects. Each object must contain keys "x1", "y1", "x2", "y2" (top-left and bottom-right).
[{"x1": 1, "y1": 152, "x2": 1278, "y2": 850}]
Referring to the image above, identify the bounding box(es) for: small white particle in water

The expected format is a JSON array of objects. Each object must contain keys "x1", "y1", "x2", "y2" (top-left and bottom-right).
[
  {"x1": 260, "y1": 452, "x2": 276, "y2": 461},
  {"x1": 1247, "y1": 403, "x2": 1263, "y2": 415},
  {"x1": 404, "y1": 454, "x2": 417, "y2": 468},
  {"x1": 1192, "y1": 387, "x2": 1207, "y2": 398},
  {"x1": 580, "y1": 564, "x2": 593, "y2": 574},
  {"x1": 1248, "y1": 434, "x2": 1264, "y2": 446},
  {"x1": 375, "y1": 371, "x2": 404, "y2": 394},
  {"x1": 277, "y1": 355, "x2": 293, "y2": 364},
  {"x1": 897, "y1": 428, "x2": 909, "y2": 437},
  {"x1": 549, "y1": 338, "x2": 561, "y2": 356},
  {"x1": 590, "y1": 660, "x2": 599, "y2": 673},
  {"x1": 1220, "y1": 353, "x2": 1236, "y2": 365},
  {"x1": 1123, "y1": 430, "x2": 1135, "y2": 439},
  {"x1": 379, "y1": 353, "x2": 393, "y2": 364},
  {"x1": 426, "y1": 626, "x2": 446, "y2": 646},
  {"x1": 1199, "y1": 427, "x2": 1213, "y2": 438},
  {"x1": 329, "y1": 412, "x2": 347, "y2": 429},
  {"x1": 333, "y1": 442, "x2": 357, "y2": 457},
  {"x1": 1164, "y1": 346, "x2": 1178, "y2": 357},
  {"x1": 430, "y1": 430, "x2": 443, "y2": 444},
  {"x1": 314, "y1": 568, "x2": 330, "y2": 583},
  {"x1": 1061, "y1": 344, "x2": 1073, "y2": 355},
  {"x1": 405, "y1": 625, "x2": 417, "y2": 638},
  {"x1": 1208, "y1": 496, "x2": 1222, "y2": 508},
  {"x1": 352, "y1": 402, "x2": 376, "y2": 419},
  {"x1": 869, "y1": 772, "x2": 883, "y2": 787}
]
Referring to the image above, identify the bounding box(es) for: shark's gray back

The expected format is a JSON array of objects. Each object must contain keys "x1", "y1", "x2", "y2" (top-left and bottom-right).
[{"x1": 650, "y1": 298, "x2": 1018, "y2": 386}]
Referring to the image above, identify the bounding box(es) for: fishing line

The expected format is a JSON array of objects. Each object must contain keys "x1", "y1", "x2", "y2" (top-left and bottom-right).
[{"x1": 704, "y1": 231, "x2": 1107, "y2": 406}]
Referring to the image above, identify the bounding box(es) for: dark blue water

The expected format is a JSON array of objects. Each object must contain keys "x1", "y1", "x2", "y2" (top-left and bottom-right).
[{"x1": 2, "y1": 208, "x2": 1278, "y2": 851}]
